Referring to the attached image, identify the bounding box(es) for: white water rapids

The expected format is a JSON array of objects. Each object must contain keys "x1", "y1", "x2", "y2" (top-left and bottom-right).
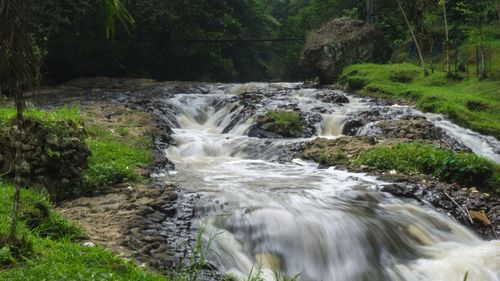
[{"x1": 159, "y1": 83, "x2": 500, "y2": 281}]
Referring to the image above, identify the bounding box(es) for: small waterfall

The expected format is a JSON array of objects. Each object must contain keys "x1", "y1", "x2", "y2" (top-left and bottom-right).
[
  {"x1": 320, "y1": 114, "x2": 345, "y2": 137},
  {"x1": 155, "y1": 83, "x2": 499, "y2": 281},
  {"x1": 425, "y1": 113, "x2": 500, "y2": 163}
]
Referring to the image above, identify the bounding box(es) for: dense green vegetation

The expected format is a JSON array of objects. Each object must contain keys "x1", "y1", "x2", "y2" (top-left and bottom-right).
[
  {"x1": 341, "y1": 63, "x2": 500, "y2": 138},
  {"x1": 20, "y1": 0, "x2": 499, "y2": 83},
  {"x1": 0, "y1": 106, "x2": 83, "y2": 128},
  {"x1": 1, "y1": 0, "x2": 499, "y2": 279},
  {"x1": 0, "y1": 106, "x2": 161, "y2": 279}
]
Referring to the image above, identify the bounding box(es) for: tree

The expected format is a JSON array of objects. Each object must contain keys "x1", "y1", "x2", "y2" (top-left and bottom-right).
[
  {"x1": 440, "y1": 0, "x2": 451, "y2": 75},
  {"x1": 0, "y1": 0, "x2": 39, "y2": 241},
  {"x1": 455, "y1": 0, "x2": 493, "y2": 78},
  {"x1": 395, "y1": 0, "x2": 428, "y2": 75},
  {"x1": 495, "y1": 0, "x2": 500, "y2": 22},
  {"x1": 0, "y1": 0, "x2": 133, "y2": 242}
]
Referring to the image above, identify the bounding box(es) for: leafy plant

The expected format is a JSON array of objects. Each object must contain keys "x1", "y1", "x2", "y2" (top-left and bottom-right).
[{"x1": 0, "y1": 246, "x2": 15, "y2": 266}]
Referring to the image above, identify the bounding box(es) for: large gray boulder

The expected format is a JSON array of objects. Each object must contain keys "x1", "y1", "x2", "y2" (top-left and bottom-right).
[{"x1": 302, "y1": 18, "x2": 391, "y2": 84}]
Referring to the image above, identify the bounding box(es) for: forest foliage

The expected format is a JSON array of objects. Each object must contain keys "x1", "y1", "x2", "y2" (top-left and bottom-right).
[{"x1": 23, "y1": 0, "x2": 500, "y2": 83}]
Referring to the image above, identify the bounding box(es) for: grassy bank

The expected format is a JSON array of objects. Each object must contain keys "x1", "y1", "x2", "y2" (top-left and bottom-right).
[
  {"x1": 0, "y1": 181, "x2": 166, "y2": 281},
  {"x1": 0, "y1": 105, "x2": 161, "y2": 279},
  {"x1": 0, "y1": 105, "x2": 153, "y2": 195},
  {"x1": 340, "y1": 63, "x2": 500, "y2": 138},
  {"x1": 81, "y1": 119, "x2": 153, "y2": 194},
  {"x1": 306, "y1": 138, "x2": 500, "y2": 194},
  {"x1": 356, "y1": 143, "x2": 500, "y2": 193}
]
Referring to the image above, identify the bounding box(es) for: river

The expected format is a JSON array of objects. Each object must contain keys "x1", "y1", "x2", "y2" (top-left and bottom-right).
[{"x1": 156, "y1": 83, "x2": 499, "y2": 281}]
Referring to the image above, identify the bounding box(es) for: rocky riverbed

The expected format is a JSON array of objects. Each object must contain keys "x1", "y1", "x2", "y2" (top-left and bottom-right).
[{"x1": 28, "y1": 78, "x2": 499, "y2": 278}]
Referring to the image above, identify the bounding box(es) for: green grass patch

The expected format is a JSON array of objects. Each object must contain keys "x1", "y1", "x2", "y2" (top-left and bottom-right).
[
  {"x1": 261, "y1": 111, "x2": 304, "y2": 137},
  {"x1": 356, "y1": 143, "x2": 500, "y2": 193},
  {"x1": 341, "y1": 63, "x2": 500, "y2": 138},
  {"x1": 317, "y1": 148, "x2": 348, "y2": 167},
  {"x1": 0, "y1": 106, "x2": 82, "y2": 129},
  {"x1": 80, "y1": 124, "x2": 153, "y2": 193}
]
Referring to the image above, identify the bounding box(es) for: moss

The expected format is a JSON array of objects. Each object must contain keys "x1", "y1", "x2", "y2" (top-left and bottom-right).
[
  {"x1": 261, "y1": 111, "x2": 304, "y2": 137},
  {"x1": 340, "y1": 63, "x2": 500, "y2": 138}
]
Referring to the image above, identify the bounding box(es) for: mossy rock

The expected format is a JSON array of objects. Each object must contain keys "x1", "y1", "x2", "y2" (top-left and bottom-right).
[
  {"x1": 0, "y1": 117, "x2": 90, "y2": 201},
  {"x1": 248, "y1": 111, "x2": 305, "y2": 138}
]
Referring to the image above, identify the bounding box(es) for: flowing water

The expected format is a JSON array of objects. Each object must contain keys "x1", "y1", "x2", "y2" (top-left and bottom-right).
[{"x1": 158, "y1": 83, "x2": 500, "y2": 281}]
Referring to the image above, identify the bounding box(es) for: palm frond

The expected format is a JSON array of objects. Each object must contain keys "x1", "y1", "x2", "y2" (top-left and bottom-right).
[{"x1": 103, "y1": 0, "x2": 135, "y2": 39}]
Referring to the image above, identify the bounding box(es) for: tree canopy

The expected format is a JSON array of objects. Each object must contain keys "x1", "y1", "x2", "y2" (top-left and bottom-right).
[{"x1": 20, "y1": 0, "x2": 500, "y2": 83}]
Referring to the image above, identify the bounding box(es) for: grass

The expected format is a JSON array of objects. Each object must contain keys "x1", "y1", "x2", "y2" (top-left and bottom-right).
[
  {"x1": 81, "y1": 125, "x2": 152, "y2": 193},
  {"x1": 0, "y1": 180, "x2": 167, "y2": 280},
  {"x1": 261, "y1": 111, "x2": 304, "y2": 137},
  {"x1": 340, "y1": 63, "x2": 500, "y2": 138},
  {"x1": 356, "y1": 142, "x2": 500, "y2": 193},
  {"x1": 0, "y1": 106, "x2": 82, "y2": 128}
]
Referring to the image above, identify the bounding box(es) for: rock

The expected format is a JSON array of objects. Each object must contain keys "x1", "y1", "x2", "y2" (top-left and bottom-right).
[
  {"x1": 315, "y1": 91, "x2": 349, "y2": 104},
  {"x1": 0, "y1": 118, "x2": 90, "y2": 201},
  {"x1": 248, "y1": 111, "x2": 306, "y2": 139},
  {"x1": 342, "y1": 107, "x2": 415, "y2": 136},
  {"x1": 302, "y1": 18, "x2": 391, "y2": 83},
  {"x1": 342, "y1": 119, "x2": 364, "y2": 136},
  {"x1": 83, "y1": 242, "x2": 96, "y2": 247},
  {"x1": 358, "y1": 115, "x2": 470, "y2": 151},
  {"x1": 46, "y1": 134, "x2": 59, "y2": 145},
  {"x1": 469, "y1": 210, "x2": 492, "y2": 226},
  {"x1": 148, "y1": 211, "x2": 166, "y2": 223}
]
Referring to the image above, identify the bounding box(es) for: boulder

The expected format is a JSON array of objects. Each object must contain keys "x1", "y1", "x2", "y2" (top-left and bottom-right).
[
  {"x1": 302, "y1": 18, "x2": 391, "y2": 83},
  {"x1": 248, "y1": 111, "x2": 306, "y2": 139},
  {"x1": 314, "y1": 91, "x2": 349, "y2": 104}
]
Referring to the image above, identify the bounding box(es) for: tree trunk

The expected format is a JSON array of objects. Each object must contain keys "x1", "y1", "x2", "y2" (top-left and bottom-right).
[
  {"x1": 9, "y1": 89, "x2": 23, "y2": 241},
  {"x1": 496, "y1": 0, "x2": 500, "y2": 23},
  {"x1": 9, "y1": 184, "x2": 21, "y2": 241},
  {"x1": 442, "y1": 0, "x2": 451, "y2": 75},
  {"x1": 479, "y1": 23, "x2": 487, "y2": 78},
  {"x1": 396, "y1": 0, "x2": 428, "y2": 75},
  {"x1": 15, "y1": 90, "x2": 23, "y2": 125}
]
